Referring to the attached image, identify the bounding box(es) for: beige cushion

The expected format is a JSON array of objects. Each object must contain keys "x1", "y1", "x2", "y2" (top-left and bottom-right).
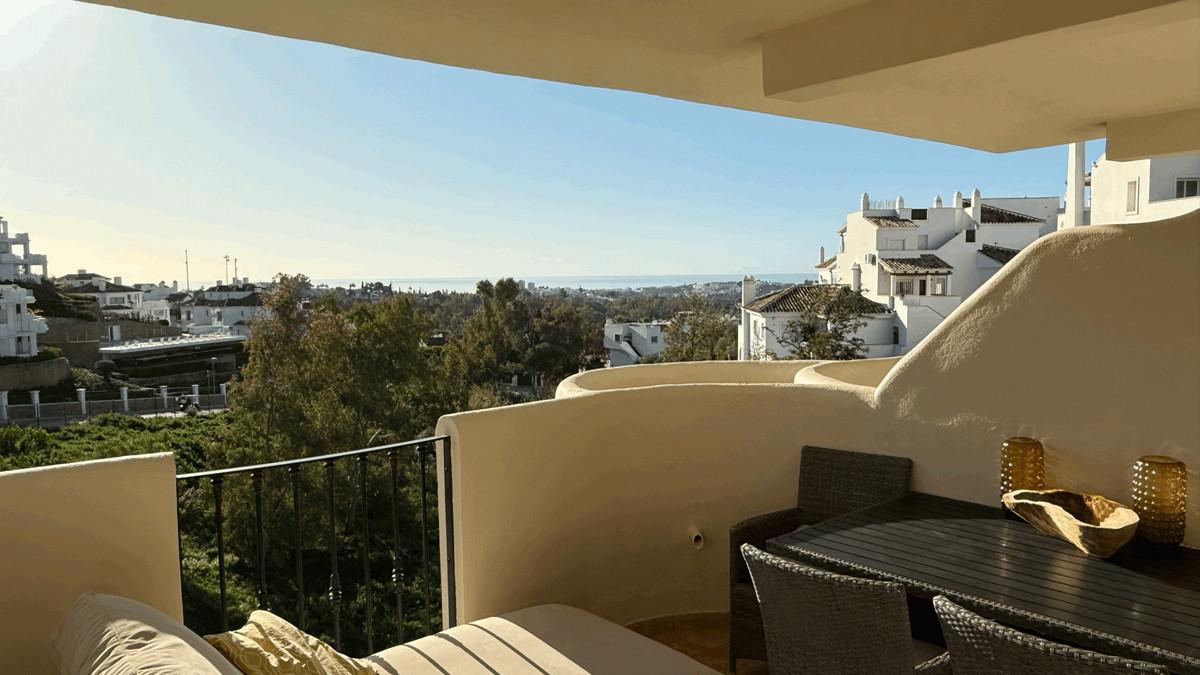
[
  {"x1": 52, "y1": 592, "x2": 241, "y2": 675},
  {"x1": 368, "y1": 604, "x2": 719, "y2": 675},
  {"x1": 205, "y1": 610, "x2": 376, "y2": 675}
]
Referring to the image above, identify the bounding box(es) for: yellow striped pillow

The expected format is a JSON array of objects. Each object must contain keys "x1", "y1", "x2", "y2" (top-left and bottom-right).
[{"x1": 205, "y1": 610, "x2": 377, "y2": 675}]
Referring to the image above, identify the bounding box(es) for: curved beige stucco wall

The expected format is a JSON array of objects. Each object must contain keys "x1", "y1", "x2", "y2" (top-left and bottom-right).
[
  {"x1": 438, "y1": 210, "x2": 1199, "y2": 630},
  {"x1": 556, "y1": 360, "x2": 815, "y2": 398},
  {"x1": 794, "y1": 356, "x2": 901, "y2": 388},
  {"x1": 0, "y1": 453, "x2": 182, "y2": 674}
]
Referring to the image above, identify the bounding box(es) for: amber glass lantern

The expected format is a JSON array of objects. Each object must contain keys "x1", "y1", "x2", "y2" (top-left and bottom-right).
[
  {"x1": 1131, "y1": 455, "x2": 1187, "y2": 544},
  {"x1": 1000, "y1": 437, "x2": 1045, "y2": 496}
]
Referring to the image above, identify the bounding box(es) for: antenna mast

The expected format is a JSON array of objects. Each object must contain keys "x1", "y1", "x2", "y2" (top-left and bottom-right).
[{"x1": 185, "y1": 250, "x2": 190, "y2": 291}]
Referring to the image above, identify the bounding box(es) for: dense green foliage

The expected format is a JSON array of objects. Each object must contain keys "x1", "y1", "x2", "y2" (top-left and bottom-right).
[
  {"x1": 663, "y1": 295, "x2": 738, "y2": 362},
  {"x1": 11, "y1": 278, "x2": 98, "y2": 320}
]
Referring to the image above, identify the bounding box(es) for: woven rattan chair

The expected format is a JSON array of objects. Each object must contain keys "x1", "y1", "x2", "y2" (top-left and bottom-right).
[
  {"x1": 741, "y1": 544, "x2": 950, "y2": 675},
  {"x1": 932, "y1": 596, "x2": 1168, "y2": 675},
  {"x1": 729, "y1": 446, "x2": 912, "y2": 671}
]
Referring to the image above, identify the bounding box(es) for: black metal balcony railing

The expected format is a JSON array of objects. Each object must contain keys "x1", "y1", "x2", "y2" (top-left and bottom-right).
[{"x1": 175, "y1": 436, "x2": 455, "y2": 654}]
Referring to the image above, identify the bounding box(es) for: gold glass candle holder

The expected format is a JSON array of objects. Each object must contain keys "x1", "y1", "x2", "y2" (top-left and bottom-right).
[
  {"x1": 1000, "y1": 437, "x2": 1045, "y2": 496},
  {"x1": 1131, "y1": 455, "x2": 1187, "y2": 545}
]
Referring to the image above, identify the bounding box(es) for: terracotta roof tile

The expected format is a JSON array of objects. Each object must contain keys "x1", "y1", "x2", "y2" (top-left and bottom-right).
[
  {"x1": 879, "y1": 254, "x2": 954, "y2": 274},
  {"x1": 980, "y1": 204, "x2": 1043, "y2": 223},
  {"x1": 979, "y1": 244, "x2": 1020, "y2": 264},
  {"x1": 744, "y1": 284, "x2": 889, "y2": 315},
  {"x1": 865, "y1": 215, "x2": 918, "y2": 228}
]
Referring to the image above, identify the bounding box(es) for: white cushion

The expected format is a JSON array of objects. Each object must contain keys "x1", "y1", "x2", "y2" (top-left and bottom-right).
[
  {"x1": 52, "y1": 592, "x2": 241, "y2": 675},
  {"x1": 368, "y1": 604, "x2": 719, "y2": 674}
]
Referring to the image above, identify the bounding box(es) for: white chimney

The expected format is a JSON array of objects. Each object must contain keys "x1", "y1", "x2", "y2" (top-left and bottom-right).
[
  {"x1": 1064, "y1": 140, "x2": 1086, "y2": 228},
  {"x1": 971, "y1": 188, "x2": 982, "y2": 222},
  {"x1": 860, "y1": 192, "x2": 870, "y2": 211},
  {"x1": 740, "y1": 276, "x2": 757, "y2": 361},
  {"x1": 953, "y1": 191, "x2": 963, "y2": 208},
  {"x1": 850, "y1": 262, "x2": 862, "y2": 291},
  {"x1": 113, "y1": 276, "x2": 122, "y2": 286},
  {"x1": 896, "y1": 195, "x2": 904, "y2": 210},
  {"x1": 741, "y1": 276, "x2": 757, "y2": 306},
  {"x1": 77, "y1": 268, "x2": 86, "y2": 275},
  {"x1": 819, "y1": 246, "x2": 825, "y2": 263},
  {"x1": 934, "y1": 195, "x2": 943, "y2": 207},
  {"x1": 172, "y1": 280, "x2": 179, "y2": 291}
]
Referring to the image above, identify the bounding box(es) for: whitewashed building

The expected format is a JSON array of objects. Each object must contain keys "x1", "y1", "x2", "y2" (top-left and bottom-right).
[
  {"x1": 0, "y1": 216, "x2": 49, "y2": 282},
  {"x1": 59, "y1": 271, "x2": 144, "y2": 318},
  {"x1": 0, "y1": 284, "x2": 49, "y2": 357},
  {"x1": 739, "y1": 277, "x2": 895, "y2": 359},
  {"x1": 604, "y1": 320, "x2": 668, "y2": 366},
  {"x1": 179, "y1": 282, "x2": 269, "y2": 336},
  {"x1": 742, "y1": 189, "x2": 1055, "y2": 359},
  {"x1": 1059, "y1": 144, "x2": 1200, "y2": 228}
]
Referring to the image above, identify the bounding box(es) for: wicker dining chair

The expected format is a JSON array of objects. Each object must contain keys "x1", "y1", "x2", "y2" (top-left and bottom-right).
[
  {"x1": 932, "y1": 596, "x2": 1168, "y2": 675},
  {"x1": 729, "y1": 446, "x2": 913, "y2": 671},
  {"x1": 741, "y1": 544, "x2": 950, "y2": 675}
]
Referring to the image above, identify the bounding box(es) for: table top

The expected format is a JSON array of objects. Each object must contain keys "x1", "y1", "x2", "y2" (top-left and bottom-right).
[{"x1": 767, "y1": 492, "x2": 1200, "y2": 674}]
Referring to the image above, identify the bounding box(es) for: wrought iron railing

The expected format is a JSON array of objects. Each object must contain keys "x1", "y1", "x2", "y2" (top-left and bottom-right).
[{"x1": 175, "y1": 436, "x2": 455, "y2": 654}]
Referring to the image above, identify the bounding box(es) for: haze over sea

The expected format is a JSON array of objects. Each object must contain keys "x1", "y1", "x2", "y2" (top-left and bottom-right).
[{"x1": 316, "y1": 274, "x2": 817, "y2": 294}]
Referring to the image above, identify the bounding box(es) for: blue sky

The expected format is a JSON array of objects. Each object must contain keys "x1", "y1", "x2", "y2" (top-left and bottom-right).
[{"x1": 1, "y1": 0, "x2": 1105, "y2": 284}]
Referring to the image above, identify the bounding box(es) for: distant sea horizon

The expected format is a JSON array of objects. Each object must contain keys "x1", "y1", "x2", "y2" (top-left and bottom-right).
[{"x1": 314, "y1": 273, "x2": 817, "y2": 294}]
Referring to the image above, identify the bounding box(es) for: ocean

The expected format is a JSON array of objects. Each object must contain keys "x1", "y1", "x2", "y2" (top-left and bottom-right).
[{"x1": 315, "y1": 274, "x2": 817, "y2": 293}]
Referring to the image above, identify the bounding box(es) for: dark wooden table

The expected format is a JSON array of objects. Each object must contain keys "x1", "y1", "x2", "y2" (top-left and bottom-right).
[{"x1": 766, "y1": 492, "x2": 1200, "y2": 674}]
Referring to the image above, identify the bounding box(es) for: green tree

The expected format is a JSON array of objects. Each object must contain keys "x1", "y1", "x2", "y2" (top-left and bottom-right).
[
  {"x1": 774, "y1": 286, "x2": 871, "y2": 360},
  {"x1": 662, "y1": 295, "x2": 736, "y2": 361}
]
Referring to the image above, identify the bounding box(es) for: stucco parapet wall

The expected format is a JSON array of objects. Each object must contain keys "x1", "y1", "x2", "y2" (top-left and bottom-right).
[{"x1": 555, "y1": 360, "x2": 819, "y2": 398}]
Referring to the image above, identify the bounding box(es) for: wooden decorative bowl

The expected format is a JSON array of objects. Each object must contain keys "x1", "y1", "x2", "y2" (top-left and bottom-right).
[{"x1": 1002, "y1": 489, "x2": 1139, "y2": 557}]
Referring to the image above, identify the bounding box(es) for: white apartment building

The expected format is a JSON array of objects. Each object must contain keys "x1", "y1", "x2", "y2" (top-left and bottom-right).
[
  {"x1": 59, "y1": 270, "x2": 145, "y2": 318},
  {"x1": 604, "y1": 320, "x2": 667, "y2": 367},
  {"x1": 1058, "y1": 144, "x2": 1200, "y2": 228},
  {"x1": 0, "y1": 285, "x2": 49, "y2": 358},
  {"x1": 742, "y1": 189, "x2": 1056, "y2": 359},
  {"x1": 181, "y1": 283, "x2": 268, "y2": 337},
  {"x1": 0, "y1": 216, "x2": 49, "y2": 282}
]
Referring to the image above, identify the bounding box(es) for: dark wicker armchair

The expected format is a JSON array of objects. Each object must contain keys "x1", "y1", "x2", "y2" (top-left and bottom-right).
[
  {"x1": 933, "y1": 596, "x2": 1168, "y2": 674},
  {"x1": 729, "y1": 446, "x2": 913, "y2": 672},
  {"x1": 742, "y1": 545, "x2": 951, "y2": 675}
]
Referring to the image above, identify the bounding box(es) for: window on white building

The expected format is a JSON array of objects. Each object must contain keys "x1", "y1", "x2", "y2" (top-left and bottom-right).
[
  {"x1": 1126, "y1": 179, "x2": 1139, "y2": 213},
  {"x1": 651, "y1": 335, "x2": 658, "y2": 343},
  {"x1": 896, "y1": 279, "x2": 914, "y2": 296},
  {"x1": 0, "y1": 309, "x2": 7, "y2": 324},
  {"x1": 1177, "y1": 178, "x2": 1199, "y2": 199},
  {"x1": 965, "y1": 229, "x2": 976, "y2": 243},
  {"x1": 16, "y1": 337, "x2": 30, "y2": 355},
  {"x1": 933, "y1": 278, "x2": 946, "y2": 296}
]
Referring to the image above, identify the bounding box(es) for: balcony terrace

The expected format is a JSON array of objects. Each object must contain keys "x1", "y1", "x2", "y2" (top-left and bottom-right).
[{"x1": 1, "y1": 1, "x2": 1197, "y2": 673}]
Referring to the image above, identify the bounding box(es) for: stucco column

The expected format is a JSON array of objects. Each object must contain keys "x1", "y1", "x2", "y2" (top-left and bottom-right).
[
  {"x1": 30, "y1": 390, "x2": 40, "y2": 419},
  {"x1": 191, "y1": 384, "x2": 200, "y2": 406},
  {"x1": 0, "y1": 391, "x2": 8, "y2": 423},
  {"x1": 120, "y1": 387, "x2": 129, "y2": 413},
  {"x1": 159, "y1": 385, "x2": 169, "y2": 408},
  {"x1": 1065, "y1": 141, "x2": 1086, "y2": 228},
  {"x1": 946, "y1": 275, "x2": 952, "y2": 295},
  {"x1": 77, "y1": 388, "x2": 87, "y2": 416},
  {"x1": 219, "y1": 382, "x2": 228, "y2": 406}
]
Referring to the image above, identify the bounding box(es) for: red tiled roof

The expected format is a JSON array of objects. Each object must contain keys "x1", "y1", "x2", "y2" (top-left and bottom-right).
[
  {"x1": 979, "y1": 244, "x2": 1020, "y2": 264},
  {"x1": 980, "y1": 204, "x2": 1043, "y2": 223},
  {"x1": 865, "y1": 216, "x2": 918, "y2": 228},
  {"x1": 744, "y1": 284, "x2": 889, "y2": 314},
  {"x1": 879, "y1": 255, "x2": 954, "y2": 274}
]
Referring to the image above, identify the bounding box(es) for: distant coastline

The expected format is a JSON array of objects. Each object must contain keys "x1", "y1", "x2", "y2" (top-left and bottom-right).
[{"x1": 314, "y1": 274, "x2": 817, "y2": 294}]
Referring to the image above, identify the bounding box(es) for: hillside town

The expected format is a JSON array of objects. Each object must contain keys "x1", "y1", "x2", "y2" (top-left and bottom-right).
[{"x1": 3, "y1": 146, "x2": 1197, "y2": 424}]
